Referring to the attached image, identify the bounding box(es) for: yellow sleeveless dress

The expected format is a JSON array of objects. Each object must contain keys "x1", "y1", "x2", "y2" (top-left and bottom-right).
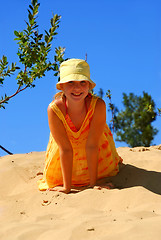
[{"x1": 38, "y1": 95, "x2": 122, "y2": 190}]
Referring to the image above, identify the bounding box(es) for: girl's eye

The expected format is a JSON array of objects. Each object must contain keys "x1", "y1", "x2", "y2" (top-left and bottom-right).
[
  {"x1": 80, "y1": 81, "x2": 86, "y2": 85},
  {"x1": 68, "y1": 81, "x2": 74, "y2": 85}
]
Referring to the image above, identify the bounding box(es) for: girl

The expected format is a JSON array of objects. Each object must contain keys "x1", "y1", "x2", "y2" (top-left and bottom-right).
[{"x1": 38, "y1": 59, "x2": 122, "y2": 193}]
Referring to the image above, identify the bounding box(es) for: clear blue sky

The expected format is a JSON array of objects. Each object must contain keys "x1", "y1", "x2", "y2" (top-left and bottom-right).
[{"x1": 1, "y1": 0, "x2": 161, "y2": 156}]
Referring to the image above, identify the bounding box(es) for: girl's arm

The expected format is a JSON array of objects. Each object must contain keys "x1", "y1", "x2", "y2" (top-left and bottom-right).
[
  {"x1": 86, "y1": 98, "x2": 106, "y2": 187},
  {"x1": 47, "y1": 105, "x2": 73, "y2": 193}
]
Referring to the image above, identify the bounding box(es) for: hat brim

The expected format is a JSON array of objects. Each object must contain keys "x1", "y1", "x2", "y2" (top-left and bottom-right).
[{"x1": 56, "y1": 73, "x2": 96, "y2": 90}]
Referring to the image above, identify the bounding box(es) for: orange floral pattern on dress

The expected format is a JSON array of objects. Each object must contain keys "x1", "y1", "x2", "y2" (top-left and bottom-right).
[{"x1": 101, "y1": 140, "x2": 109, "y2": 149}]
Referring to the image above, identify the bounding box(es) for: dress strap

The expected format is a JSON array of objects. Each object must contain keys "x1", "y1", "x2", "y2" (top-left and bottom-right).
[
  {"x1": 65, "y1": 97, "x2": 68, "y2": 115},
  {"x1": 85, "y1": 99, "x2": 88, "y2": 113}
]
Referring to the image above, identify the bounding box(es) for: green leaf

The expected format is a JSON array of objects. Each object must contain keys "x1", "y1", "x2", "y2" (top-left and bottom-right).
[
  {"x1": 14, "y1": 30, "x2": 19, "y2": 37},
  {"x1": 29, "y1": 4, "x2": 33, "y2": 10},
  {"x1": 45, "y1": 30, "x2": 49, "y2": 36},
  {"x1": 29, "y1": 18, "x2": 35, "y2": 25},
  {"x1": 32, "y1": 0, "x2": 38, "y2": 6},
  {"x1": 45, "y1": 35, "x2": 49, "y2": 43},
  {"x1": 38, "y1": 34, "x2": 43, "y2": 40},
  {"x1": 28, "y1": 10, "x2": 33, "y2": 21},
  {"x1": 33, "y1": 4, "x2": 39, "y2": 15}
]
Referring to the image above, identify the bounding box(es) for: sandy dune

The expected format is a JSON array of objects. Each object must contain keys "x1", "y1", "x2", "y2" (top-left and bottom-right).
[{"x1": 0, "y1": 145, "x2": 161, "y2": 240}]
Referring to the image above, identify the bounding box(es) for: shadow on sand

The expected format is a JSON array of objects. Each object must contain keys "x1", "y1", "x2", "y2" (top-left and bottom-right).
[{"x1": 108, "y1": 163, "x2": 161, "y2": 195}]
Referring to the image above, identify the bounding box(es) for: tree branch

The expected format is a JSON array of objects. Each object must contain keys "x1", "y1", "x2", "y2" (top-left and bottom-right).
[{"x1": 0, "y1": 84, "x2": 30, "y2": 105}]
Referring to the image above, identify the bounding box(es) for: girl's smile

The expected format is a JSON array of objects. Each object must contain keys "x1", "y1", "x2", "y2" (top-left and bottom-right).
[{"x1": 71, "y1": 93, "x2": 83, "y2": 96}]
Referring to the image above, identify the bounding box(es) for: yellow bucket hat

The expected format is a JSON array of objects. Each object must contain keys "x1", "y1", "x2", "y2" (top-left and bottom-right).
[{"x1": 56, "y1": 59, "x2": 96, "y2": 90}]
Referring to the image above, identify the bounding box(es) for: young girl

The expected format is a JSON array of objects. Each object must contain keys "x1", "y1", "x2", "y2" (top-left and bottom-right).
[{"x1": 38, "y1": 59, "x2": 122, "y2": 193}]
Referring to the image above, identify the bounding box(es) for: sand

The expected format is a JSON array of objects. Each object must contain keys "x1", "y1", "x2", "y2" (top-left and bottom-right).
[{"x1": 0, "y1": 145, "x2": 161, "y2": 240}]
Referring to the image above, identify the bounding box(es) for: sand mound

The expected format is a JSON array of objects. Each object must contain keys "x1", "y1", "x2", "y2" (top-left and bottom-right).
[{"x1": 0, "y1": 146, "x2": 161, "y2": 240}]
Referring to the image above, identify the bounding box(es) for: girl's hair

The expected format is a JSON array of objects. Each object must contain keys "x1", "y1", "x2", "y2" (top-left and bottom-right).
[{"x1": 54, "y1": 91, "x2": 65, "y2": 99}]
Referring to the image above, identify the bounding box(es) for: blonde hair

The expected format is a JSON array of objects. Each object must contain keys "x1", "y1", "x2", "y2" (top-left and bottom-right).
[{"x1": 54, "y1": 91, "x2": 65, "y2": 99}]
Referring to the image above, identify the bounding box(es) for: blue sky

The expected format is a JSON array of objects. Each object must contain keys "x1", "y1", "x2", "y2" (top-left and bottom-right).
[{"x1": 0, "y1": 0, "x2": 161, "y2": 156}]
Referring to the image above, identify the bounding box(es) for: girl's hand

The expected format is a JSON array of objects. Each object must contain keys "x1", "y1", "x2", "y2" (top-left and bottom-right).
[
  {"x1": 87, "y1": 182, "x2": 114, "y2": 190},
  {"x1": 93, "y1": 182, "x2": 114, "y2": 190},
  {"x1": 48, "y1": 186, "x2": 71, "y2": 194}
]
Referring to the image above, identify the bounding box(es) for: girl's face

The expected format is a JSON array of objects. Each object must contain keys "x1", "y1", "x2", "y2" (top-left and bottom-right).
[{"x1": 61, "y1": 81, "x2": 90, "y2": 101}]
